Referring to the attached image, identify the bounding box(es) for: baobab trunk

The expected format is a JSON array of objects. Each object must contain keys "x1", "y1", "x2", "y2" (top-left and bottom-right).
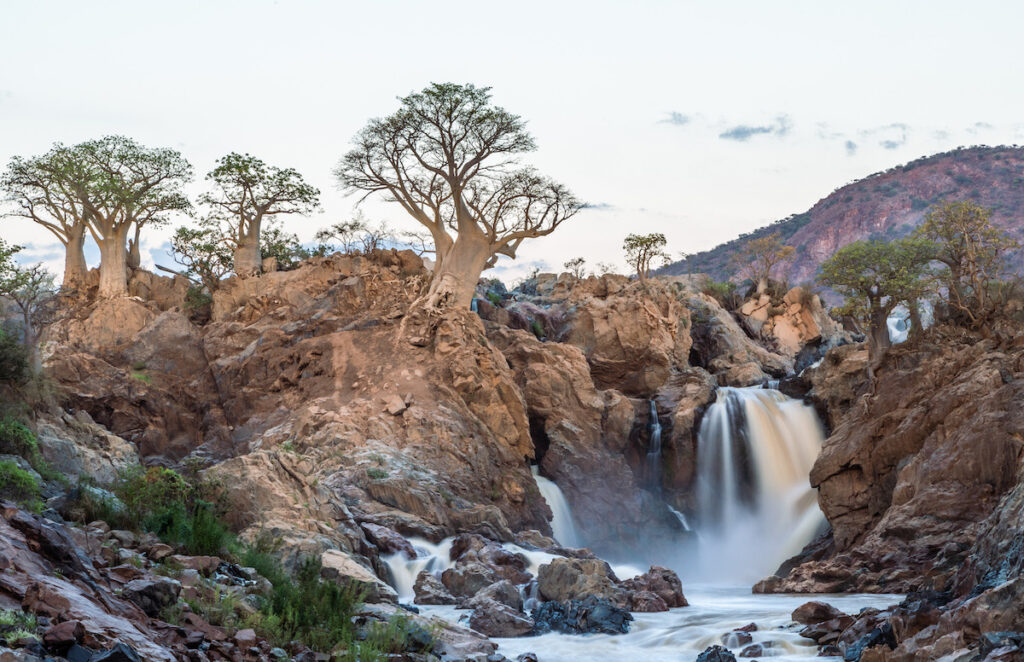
[
  {"x1": 422, "y1": 233, "x2": 490, "y2": 310},
  {"x1": 97, "y1": 226, "x2": 130, "y2": 298},
  {"x1": 867, "y1": 307, "x2": 892, "y2": 372},
  {"x1": 127, "y1": 224, "x2": 142, "y2": 270},
  {"x1": 62, "y1": 224, "x2": 88, "y2": 291},
  {"x1": 234, "y1": 230, "x2": 262, "y2": 277}
]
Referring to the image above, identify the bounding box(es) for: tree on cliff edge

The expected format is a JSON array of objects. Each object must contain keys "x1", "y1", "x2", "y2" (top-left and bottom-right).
[
  {"x1": 733, "y1": 231, "x2": 795, "y2": 295},
  {"x1": 200, "y1": 153, "x2": 320, "y2": 277},
  {"x1": 336, "y1": 83, "x2": 583, "y2": 311},
  {"x1": 819, "y1": 238, "x2": 933, "y2": 377},
  {"x1": 623, "y1": 233, "x2": 669, "y2": 281}
]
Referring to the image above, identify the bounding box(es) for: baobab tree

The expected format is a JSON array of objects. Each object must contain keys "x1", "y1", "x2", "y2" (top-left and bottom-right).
[
  {"x1": 336, "y1": 83, "x2": 583, "y2": 310},
  {"x1": 200, "y1": 153, "x2": 320, "y2": 277},
  {"x1": 2, "y1": 147, "x2": 90, "y2": 290},
  {"x1": 733, "y1": 231, "x2": 795, "y2": 294}
]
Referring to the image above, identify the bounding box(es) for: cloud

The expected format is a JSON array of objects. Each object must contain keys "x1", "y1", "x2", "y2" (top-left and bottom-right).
[
  {"x1": 880, "y1": 139, "x2": 903, "y2": 150},
  {"x1": 859, "y1": 122, "x2": 908, "y2": 150},
  {"x1": 967, "y1": 121, "x2": 994, "y2": 135},
  {"x1": 719, "y1": 115, "x2": 792, "y2": 142},
  {"x1": 583, "y1": 202, "x2": 615, "y2": 211},
  {"x1": 845, "y1": 140, "x2": 858, "y2": 156},
  {"x1": 933, "y1": 129, "x2": 950, "y2": 141},
  {"x1": 0, "y1": 90, "x2": 11, "y2": 103},
  {"x1": 660, "y1": 111, "x2": 690, "y2": 126}
]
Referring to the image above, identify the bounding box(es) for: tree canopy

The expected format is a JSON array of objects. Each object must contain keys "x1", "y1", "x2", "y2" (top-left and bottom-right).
[
  {"x1": 336, "y1": 82, "x2": 582, "y2": 310},
  {"x1": 819, "y1": 237, "x2": 934, "y2": 371},
  {"x1": 915, "y1": 200, "x2": 1018, "y2": 329},
  {"x1": 623, "y1": 233, "x2": 669, "y2": 281},
  {"x1": 201, "y1": 153, "x2": 320, "y2": 277},
  {"x1": 733, "y1": 231, "x2": 794, "y2": 294}
]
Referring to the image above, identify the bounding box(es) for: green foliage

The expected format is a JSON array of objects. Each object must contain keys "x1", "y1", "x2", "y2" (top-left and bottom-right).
[
  {"x1": 314, "y1": 214, "x2": 395, "y2": 256},
  {"x1": 700, "y1": 279, "x2": 742, "y2": 310},
  {"x1": 0, "y1": 609, "x2": 36, "y2": 630},
  {"x1": 0, "y1": 416, "x2": 60, "y2": 482},
  {"x1": 623, "y1": 233, "x2": 669, "y2": 280},
  {"x1": 101, "y1": 466, "x2": 233, "y2": 556},
  {"x1": 0, "y1": 461, "x2": 41, "y2": 509},
  {"x1": 366, "y1": 467, "x2": 387, "y2": 480},
  {"x1": 915, "y1": 200, "x2": 1019, "y2": 329},
  {"x1": 530, "y1": 319, "x2": 545, "y2": 339},
  {"x1": 238, "y1": 544, "x2": 431, "y2": 659},
  {"x1": 486, "y1": 291, "x2": 502, "y2": 306},
  {"x1": 172, "y1": 225, "x2": 233, "y2": 292},
  {"x1": 184, "y1": 285, "x2": 213, "y2": 312},
  {"x1": 260, "y1": 222, "x2": 305, "y2": 269},
  {"x1": 0, "y1": 328, "x2": 28, "y2": 386},
  {"x1": 130, "y1": 371, "x2": 152, "y2": 385}
]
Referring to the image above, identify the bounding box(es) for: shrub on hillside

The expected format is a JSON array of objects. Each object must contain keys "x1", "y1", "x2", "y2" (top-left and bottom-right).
[
  {"x1": 0, "y1": 329, "x2": 28, "y2": 386},
  {"x1": 0, "y1": 461, "x2": 41, "y2": 510}
]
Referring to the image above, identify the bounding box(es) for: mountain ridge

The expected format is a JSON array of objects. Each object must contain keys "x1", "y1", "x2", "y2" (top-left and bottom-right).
[{"x1": 663, "y1": 145, "x2": 1024, "y2": 283}]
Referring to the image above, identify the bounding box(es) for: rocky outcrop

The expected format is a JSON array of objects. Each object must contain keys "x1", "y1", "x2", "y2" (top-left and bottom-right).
[
  {"x1": 759, "y1": 331, "x2": 1024, "y2": 595},
  {"x1": 536, "y1": 557, "x2": 626, "y2": 606},
  {"x1": 738, "y1": 287, "x2": 850, "y2": 359}
]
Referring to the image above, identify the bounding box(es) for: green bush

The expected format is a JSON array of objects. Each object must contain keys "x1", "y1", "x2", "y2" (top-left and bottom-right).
[
  {"x1": 102, "y1": 466, "x2": 233, "y2": 556},
  {"x1": 0, "y1": 461, "x2": 41, "y2": 509},
  {"x1": 238, "y1": 542, "x2": 431, "y2": 659},
  {"x1": 0, "y1": 416, "x2": 60, "y2": 482},
  {"x1": 0, "y1": 329, "x2": 28, "y2": 386},
  {"x1": 366, "y1": 467, "x2": 387, "y2": 480},
  {"x1": 530, "y1": 319, "x2": 545, "y2": 339},
  {"x1": 700, "y1": 279, "x2": 742, "y2": 310},
  {"x1": 185, "y1": 285, "x2": 213, "y2": 311}
]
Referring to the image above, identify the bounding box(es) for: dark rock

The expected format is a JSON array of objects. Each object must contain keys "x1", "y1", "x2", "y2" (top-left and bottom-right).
[
  {"x1": 516, "y1": 654, "x2": 539, "y2": 662},
  {"x1": 627, "y1": 590, "x2": 668, "y2": 612},
  {"x1": 843, "y1": 624, "x2": 895, "y2": 662},
  {"x1": 468, "y1": 597, "x2": 534, "y2": 638},
  {"x1": 531, "y1": 595, "x2": 633, "y2": 635},
  {"x1": 120, "y1": 577, "x2": 181, "y2": 617},
  {"x1": 696, "y1": 644, "x2": 737, "y2": 662},
  {"x1": 736, "y1": 622, "x2": 757, "y2": 632},
  {"x1": 819, "y1": 644, "x2": 842, "y2": 656},
  {"x1": 91, "y1": 642, "x2": 143, "y2": 662},
  {"x1": 413, "y1": 570, "x2": 457, "y2": 605},
  {"x1": 980, "y1": 633, "x2": 1024, "y2": 658},
  {"x1": 43, "y1": 620, "x2": 85, "y2": 649},
  {"x1": 621, "y1": 565, "x2": 687, "y2": 610},
  {"x1": 441, "y1": 562, "x2": 500, "y2": 598},
  {"x1": 66, "y1": 643, "x2": 95, "y2": 662}
]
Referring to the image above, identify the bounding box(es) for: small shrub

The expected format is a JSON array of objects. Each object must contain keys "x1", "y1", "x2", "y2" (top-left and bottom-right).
[
  {"x1": 0, "y1": 330, "x2": 28, "y2": 386},
  {"x1": 530, "y1": 319, "x2": 545, "y2": 340},
  {"x1": 0, "y1": 461, "x2": 41, "y2": 510},
  {"x1": 700, "y1": 279, "x2": 742, "y2": 310},
  {"x1": 130, "y1": 371, "x2": 152, "y2": 385},
  {"x1": 486, "y1": 291, "x2": 502, "y2": 306},
  {"x1": 185, "y1": 285, "x2": 213, "y2": 311},
  {"x1": 366, "y1": 467, "x2": 387, "y2": 480},
  {"x1": 0, "y1": 608, "x2": 36, "y2": 630}
]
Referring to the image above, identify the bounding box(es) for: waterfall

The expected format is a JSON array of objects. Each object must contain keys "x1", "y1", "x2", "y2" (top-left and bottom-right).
[
  {"x1": 382, "y1": 538, "x2": 456, "y2": 602},
  {"x1": 646, "y1": 399, "x2": 663, "y2": 488},
  {"x1": 694, "y1": 387, "x2": 825, "y2": 582},
  {"x1": 531, "y1": 466, "x2": 583, "y2": 548}
]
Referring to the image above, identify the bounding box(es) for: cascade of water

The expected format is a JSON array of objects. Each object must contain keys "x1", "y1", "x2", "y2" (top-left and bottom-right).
[
  {"x1": 531, "y1": 466, "x2": 583, "y2": 548},
  {"x1": 694, "y1": 387, "x2": 826, "y2": 582},
  {"x1": 381, "y1": 538, "x2": 455, "y2": 601},
  {"x1": 646, "y1": 399, "x2": 663, "y2": 487}
]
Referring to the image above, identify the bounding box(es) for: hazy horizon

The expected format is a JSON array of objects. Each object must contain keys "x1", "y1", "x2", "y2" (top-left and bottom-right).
[{"x1": 3, "y1": 0, "x2": 1023, "y2": 282}]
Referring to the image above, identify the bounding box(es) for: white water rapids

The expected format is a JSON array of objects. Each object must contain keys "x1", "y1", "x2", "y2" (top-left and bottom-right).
[{"x1": 383, "y1": 387, "x2": 900, "y2": 660}]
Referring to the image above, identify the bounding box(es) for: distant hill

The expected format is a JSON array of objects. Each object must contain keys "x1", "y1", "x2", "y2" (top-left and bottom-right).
[{"x1": 664, "y1": 145, "x2": 1024, "y2": 283}]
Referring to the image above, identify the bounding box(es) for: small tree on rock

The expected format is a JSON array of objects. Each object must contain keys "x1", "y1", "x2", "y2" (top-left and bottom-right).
[
  {"x1": 564, "y1": 257, "x2": 586, "y2": 279},
  {"x1": 623, "y1": 233, "x2": 668, "y2": 281},
  {"x1": 201, "y1": 153, "x2": 320, "y2": 277},
  {"x1": 170, "y1": 225, "x2": 234, "y2": 293},
  {"x1": 336, "y1": 83, "x2": 582, "y2": 312},
  {"x1": 0, "y1": 240, "x2": 57, "y2": 371},
  {"x1": 733, "y1": 232, "x2": 795, "y2": 294},
  {"x1": 819, "y1": 238, "x2": 934, "y2": 376}
]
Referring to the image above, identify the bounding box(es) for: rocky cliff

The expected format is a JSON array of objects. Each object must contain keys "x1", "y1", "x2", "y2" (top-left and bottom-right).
[{"x1": 665, "y1": 145, "x2": 1024, "y2": 284}]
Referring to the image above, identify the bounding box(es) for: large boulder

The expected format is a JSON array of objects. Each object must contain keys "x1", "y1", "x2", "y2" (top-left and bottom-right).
[
  {"x1": 621, "y1": 565, "x2": 688, "y2": 611},
  {"x1": 531, "y1": 595, "x2": 633, "y2": 635},
  {"x1": 319, "y1": 550, "x2": 397, "y2": 604},
  {"x1": 536, "y1": 558, "x2": 626, "y2": 607},
  {"x1": 120, "y1": 577, "x2": 181, "y2": 617},
  {"x1": 468, "y1": 597, "x2": 534, "y2": 638},
  {"x1": 413, "y1": 571, "x2": 456, "y2": 605}
]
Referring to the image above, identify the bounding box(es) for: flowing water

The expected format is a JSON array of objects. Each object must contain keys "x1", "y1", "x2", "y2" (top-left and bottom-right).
[
  {"x1": 387, "y1": 387, "x2": 900, "y2": 660},
  {"x1": 531, "y1": 465, "x2": 583, "y2": 548},
  {"x1": 646, "y1": 399, "x2": 663, "y2": 488},
  {"x1": 694, "y1": 387, "x2": 826, "y2": 582}
]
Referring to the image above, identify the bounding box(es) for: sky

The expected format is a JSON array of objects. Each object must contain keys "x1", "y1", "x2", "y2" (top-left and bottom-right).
[{"x1": 2, "y1": 0, "x2": 1023, "y2": 283}]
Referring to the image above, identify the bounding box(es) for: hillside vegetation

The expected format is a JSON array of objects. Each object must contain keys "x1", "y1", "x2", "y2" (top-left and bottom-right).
[{"x1": 665, "y1": 145, "x2": 1024, "y2": 282}]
